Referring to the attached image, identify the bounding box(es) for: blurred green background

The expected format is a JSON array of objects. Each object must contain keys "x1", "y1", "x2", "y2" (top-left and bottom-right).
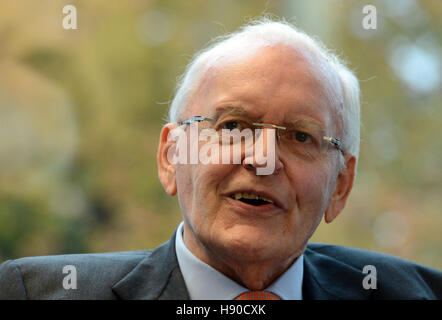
[{"x1": 0, "y1": 0, "x2": 441, "y2": 269}]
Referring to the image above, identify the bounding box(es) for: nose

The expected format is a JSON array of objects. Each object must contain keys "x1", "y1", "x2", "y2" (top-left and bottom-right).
[{"x1": 242, "y1": 127, "x2": 283, "y2": 175}]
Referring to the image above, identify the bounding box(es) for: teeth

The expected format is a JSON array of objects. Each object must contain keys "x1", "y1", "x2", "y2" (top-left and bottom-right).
[{"x1": 232, "y1": 192, "x2": 274, "y2": 204}]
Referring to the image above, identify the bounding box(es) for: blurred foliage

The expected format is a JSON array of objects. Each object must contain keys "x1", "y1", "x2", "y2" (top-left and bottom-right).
[{"x1": 0, "y1": 0, "x2": 440, "y2": 269}]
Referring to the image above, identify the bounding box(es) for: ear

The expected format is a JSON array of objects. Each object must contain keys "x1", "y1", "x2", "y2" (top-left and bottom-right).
[
  {"x1": 324, "y1": 154, "x2": 356, "y2": 223},
  {"x1": 157, "y1": 123, "x2": 178, "y2": 196}
]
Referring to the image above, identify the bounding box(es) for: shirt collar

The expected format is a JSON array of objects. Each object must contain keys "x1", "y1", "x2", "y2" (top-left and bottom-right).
[{"x1": 175, "y1": 221, "x2": 304, "y2": 300}]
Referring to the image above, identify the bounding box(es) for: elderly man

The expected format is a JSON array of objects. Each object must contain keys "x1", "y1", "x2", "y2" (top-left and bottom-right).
[{"x1": 0, "y1": 19, "x2": 441, "y2": 300}]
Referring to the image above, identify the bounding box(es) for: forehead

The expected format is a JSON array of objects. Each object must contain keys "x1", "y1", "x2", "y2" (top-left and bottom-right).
[{"x1": 187, "y1": 45, "x2": 343, "y2": 132}]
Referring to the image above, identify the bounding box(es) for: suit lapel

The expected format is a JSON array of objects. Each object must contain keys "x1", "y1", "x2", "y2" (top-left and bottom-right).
[
  {"x1": 302, "y1": 246, "x2": 372, "y2": 300},
  {"x1": 112, "y1": 230, "x2": 190, "y2": 300},
  {"x1": 112, "y1": 232, "x2": 372, "y2": 300}
]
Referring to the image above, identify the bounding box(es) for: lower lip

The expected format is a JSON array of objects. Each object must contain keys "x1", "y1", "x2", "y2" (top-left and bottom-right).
[{"x1": 225, "y1": 196, "x2": 283, "y2": 217}]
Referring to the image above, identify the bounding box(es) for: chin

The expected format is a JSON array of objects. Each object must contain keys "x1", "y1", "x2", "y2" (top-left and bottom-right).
[{"x1": 219, "y1": 227, "x2": 282, "y2": 262}]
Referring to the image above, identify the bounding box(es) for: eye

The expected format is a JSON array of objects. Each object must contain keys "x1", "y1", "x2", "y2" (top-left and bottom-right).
[
  {"x1": 221, "y1": 120, "x2": 241, "y2": 130},
  {"x1": 291, "y1": 131, "x2": 312, "y2": 143}
]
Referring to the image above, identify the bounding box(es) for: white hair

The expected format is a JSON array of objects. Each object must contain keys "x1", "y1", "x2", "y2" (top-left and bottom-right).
[{"x1": 168, "y1": 18, "x2": 360, "y2": 162}]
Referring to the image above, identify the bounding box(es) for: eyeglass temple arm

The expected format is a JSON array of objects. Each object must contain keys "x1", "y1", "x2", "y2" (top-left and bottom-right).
[
  {"x1": 323, "y1": 136, "x2": 343, "y2": 152},
  {"x1": 178, "y1": 116, "x2": 214, "y2": 126}
]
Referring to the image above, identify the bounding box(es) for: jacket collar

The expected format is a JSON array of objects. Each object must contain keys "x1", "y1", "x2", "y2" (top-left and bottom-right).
[
  {"x1": 302, "y1": 245, "x2": 372, "y2": 300},
  {"x1": 112, "y1": 230, "x2": 190, "y2": 300}
]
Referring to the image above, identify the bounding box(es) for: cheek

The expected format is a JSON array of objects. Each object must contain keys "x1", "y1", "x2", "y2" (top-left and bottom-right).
[
  {"x1": 290, "y1": 163, "x2": 334, "y2": 213},
  {"x1": 175, "y1": 164, "x2": 194, "y2": 215},
  {"x1": 176, "y1": 163, "x2": 236, "y2": 218},
  {"x1": 282, "y1": 164, "x2": 334, "y2": 247}
]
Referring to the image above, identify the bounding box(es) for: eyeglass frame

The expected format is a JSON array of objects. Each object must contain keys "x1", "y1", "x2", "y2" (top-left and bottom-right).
[{"x1": 177, "y1": 115, "x2": 344, "y2": 154}]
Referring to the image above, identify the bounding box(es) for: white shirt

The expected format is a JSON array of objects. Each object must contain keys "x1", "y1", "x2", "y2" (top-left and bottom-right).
[{"x1": 175, "y1": 221, "x2": 304, "y2": 300}]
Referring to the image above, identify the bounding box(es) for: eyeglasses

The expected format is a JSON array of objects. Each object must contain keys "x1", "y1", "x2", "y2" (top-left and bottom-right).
[{"x1": 177, "y1": 115, "x2": 344, "y2": 160}]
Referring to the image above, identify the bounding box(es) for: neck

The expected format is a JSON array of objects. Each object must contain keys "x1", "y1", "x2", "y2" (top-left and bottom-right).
[
  {"x1": 218, "y1": 255, "x2": 298, "y2": 290},
  {"x1": 183, "y1": 226, "x2": 303, "y2": 290}
]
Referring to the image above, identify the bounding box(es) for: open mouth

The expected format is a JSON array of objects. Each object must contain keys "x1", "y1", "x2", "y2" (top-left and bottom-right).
[{"x1": 229, "y1": 192, "x2": 275, "y2": 207}]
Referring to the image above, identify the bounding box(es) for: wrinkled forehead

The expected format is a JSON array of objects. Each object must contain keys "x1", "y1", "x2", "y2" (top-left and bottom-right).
[{"x1": 185, "y1": 44, "x2": 344, "y2": 133}]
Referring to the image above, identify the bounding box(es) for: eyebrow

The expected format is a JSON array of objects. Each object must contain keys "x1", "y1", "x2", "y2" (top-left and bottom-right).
[
  {"x1": 211, "y1": 105, "x2": 252, "y2": 120},
  {"x1": 286, "y1": 119, "x2": 326, "y2": 135}
]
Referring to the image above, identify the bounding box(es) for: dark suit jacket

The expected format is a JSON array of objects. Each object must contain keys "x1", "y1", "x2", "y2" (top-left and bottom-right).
[{"x1": 0, "y1": 230, "x2": 441, "y2": 299}]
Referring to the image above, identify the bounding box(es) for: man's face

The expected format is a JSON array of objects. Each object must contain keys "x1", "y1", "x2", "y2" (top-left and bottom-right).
[{"x1": 159, "y1": 45, "x2": 354, "y2": 282}]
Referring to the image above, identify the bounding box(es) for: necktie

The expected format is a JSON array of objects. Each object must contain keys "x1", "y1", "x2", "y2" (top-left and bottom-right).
[{"x1": 234, "y1": 291, "x2": 281, "y2": 300}]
